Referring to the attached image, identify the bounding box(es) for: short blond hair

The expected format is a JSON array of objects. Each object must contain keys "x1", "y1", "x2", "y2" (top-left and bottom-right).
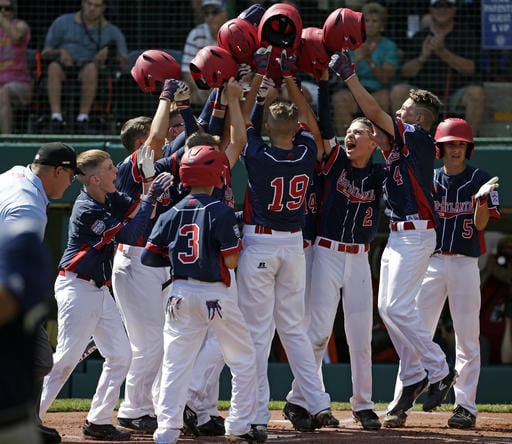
[
  {"x1": 267, "y1": 98, "x2": 298, "y2": 136},
  {"x1": 76, "y1": 149, "x2": 111, "y2": 183}
]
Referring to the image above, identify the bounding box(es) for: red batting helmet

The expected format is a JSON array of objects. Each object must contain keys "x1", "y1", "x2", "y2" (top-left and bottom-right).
[
  {"x1": 189, "y1": 46, "x2": 238, "y2": 90},
  {"x1": 218, "y1": 18, "x2": 259, "y2": 65},
  {"x1": 179, "y1": 145, "x2": 225, "y2": 188},
  {"x1": 296, "y1": 27, "x2": 330, "y2": 80},
  {"x1": 435, "y1": 118, "x2": 475, "y2": 159},
  {"x1": 131, "y1": 50, "x2": 181, "y2": 93},
  {"x1": 323, "y1": 8, "x2": 367, "y2": 52},
  {"x1": 258, "y1": 3, "x2": 302, "y2": 50}
]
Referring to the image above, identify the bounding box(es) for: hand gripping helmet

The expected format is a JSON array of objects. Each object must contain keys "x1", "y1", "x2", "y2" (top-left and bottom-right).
[
  {"x1": 218, "y1": 18, "x2": 259, "y2": 65},
  {"x1": 323, "y1": 8, "x2": 367, "y2": 52},
  {"x1": 258, "y1": 3, "x2": 302, "y2": 50},
  {"x1": 189, "y1": 46, "x2": 238, "y2": 90},
  {"x1": 296, "y1": 27, "x2": 330, "y2": 80},
  {"x1": 435, "y1": 117, "x2": 475, "y2": 159},
  {"x1": 179, "y1": 145, "x2": 225, "y2": 188},
  {"x1": 131, "y1": 50, "x2": 181, "y2": 93}
]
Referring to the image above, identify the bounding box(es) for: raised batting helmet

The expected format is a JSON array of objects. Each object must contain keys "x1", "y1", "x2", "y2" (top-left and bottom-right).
[
  {"x1": 189, "y1": 46, "x2": 238, "y2": 90},
  {"x1": 258, "y1": 3, "x2": 302, "y2": 49},
  {"x1": 218, "y1": 18, "x2": 259, "y2": 65},
  {"x1": 237, "y1": 3, "x2": 265, "y2": 26},
  {"x1": 296, "y1": 27, "x2": 330, "y2": 80},
  {"x1": 435, "y1": 117, "x2": 475, "y2": 159},
  {"x1": 131, "y1": 50, "x2": 181, "y2": 93},
  {"x1": 323, "y1": 8, "x2": 367, "y2": 52},
  {"x1": 179, "y1": 145, "x2": 225, "y2": 188}
]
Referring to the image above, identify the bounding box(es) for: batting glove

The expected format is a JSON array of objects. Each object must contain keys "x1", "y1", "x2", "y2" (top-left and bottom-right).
[
  {"x1": 159, "y1": 78, "x2": 180, "y2": 102},
  {"x1": 329, "y1": 51, "x2": 356, "y2": 81},
  {"x1": 475, "y1": 176, "x2": 499, "y2": 202},
  {"x1": 277, "y1": 49, "x2": 296, "y2": 78},
  {"x1": 136, "y1": 145, "x2": 155, "y2": 183},
  {"x1": 237, "y1": 63, "x2": 252, "y2": 79},
  {"x1": 146, "y1": 172, "x2": 173, "y2": 204},
  {"x1": 254, "y1": 46, "x2": 272, "y2": 76},
  {"x1": 256, "y1": 76, "x2": 275, "y2": 104},
  {"x1": 174, "y1": 80, "x2": 191, "y2": 110}
]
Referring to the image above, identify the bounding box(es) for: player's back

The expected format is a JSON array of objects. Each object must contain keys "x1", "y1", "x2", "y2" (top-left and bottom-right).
[{"x1": 242, "y1": 130, "x2": 316, "y2": 231}]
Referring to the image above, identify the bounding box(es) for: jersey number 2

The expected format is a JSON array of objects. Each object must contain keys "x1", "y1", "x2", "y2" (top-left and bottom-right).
[{"x1": 268, "y1": 175, "x2": 309, "y2": 212}]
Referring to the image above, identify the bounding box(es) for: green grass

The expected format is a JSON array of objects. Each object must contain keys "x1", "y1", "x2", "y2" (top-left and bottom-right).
[{"x1": 48, "y1": 399, "x2": 512, "y2": 413}]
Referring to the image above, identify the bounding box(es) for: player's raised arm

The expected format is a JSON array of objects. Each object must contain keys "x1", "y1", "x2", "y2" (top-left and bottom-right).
[
  {"x1": 330, "y1": 51, "x2": 394, "y2": 138},
  {"x1": 223, "y1": 78, "x2": 247, "y2": 168}
]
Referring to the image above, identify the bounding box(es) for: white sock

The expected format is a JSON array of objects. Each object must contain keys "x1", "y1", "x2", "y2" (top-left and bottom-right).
[
  {"x1": 51, "y1": 113, "x2": 63, "y2": 121},
  {"x1": 76, "y1": 114, "x2": 89, "y2": 122}
]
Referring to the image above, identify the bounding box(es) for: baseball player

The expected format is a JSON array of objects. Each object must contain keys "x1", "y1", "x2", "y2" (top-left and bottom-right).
[
  {"x1": 141, "y1": 145, "x2": 265, "y2": 444},
  {"x1": 395, "y1": 118, "x2": 500, "y2": 428},
  {"x1": 287, "y1": 65, "x2": 386, "y2": 431},
  {"x1": 330, "y1": 51, "x2": 455, "y2": 427},
  {"x1": 112, "y1": 82, "x2": 190, "y2": 434},
  {"x1": 236, "y1": 48, "x2": 332, "y2": 433},
  {"x1": 0, "y1": 141, "x2": 79, "y2": 444},
  {"x1": 0, "y1": 226, "x2": 51, "y2": 444},
  {"x1": 39, "y1": 149, "x2": 172, "y2": 441}
]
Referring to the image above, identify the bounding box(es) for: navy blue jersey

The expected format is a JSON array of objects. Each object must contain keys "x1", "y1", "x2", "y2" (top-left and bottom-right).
[
  {"x1": 319, "y1": 142, "x2": 385, "y2": 244},
  {"x1": 145, "y1": 193, "x2": 242, "y2": 286},
  {"x1": 433, "y1": 165, "x2": 500, "y2": 257},
  {"x1": 302, "y1": 162, "x2": 322, "y2": 242},
  {"x1": 116, "y1": 149, "x2": 183, "y2": 244},
  {"x1": 59, "y1": 190, "x2": 150, "y2": 286},
  {"x1": 242, "y1": 124, "x2": 317, "y2": 231},
  {"x1": 382, "y1": 119, "x2": 437, "y2": 224}
]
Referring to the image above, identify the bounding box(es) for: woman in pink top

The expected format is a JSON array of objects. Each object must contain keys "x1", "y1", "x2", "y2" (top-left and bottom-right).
[{"x1": 0, "y1": 0, "x2": 32, "y2": 133}]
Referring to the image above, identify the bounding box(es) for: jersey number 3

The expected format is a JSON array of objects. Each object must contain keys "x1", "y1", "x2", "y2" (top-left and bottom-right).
[
  {"x1": 178, "y1": 224, "x2": 199, "y2": 264},
  {"x1": 268, "y1": 175, "x2": 309, "y2": 212}
]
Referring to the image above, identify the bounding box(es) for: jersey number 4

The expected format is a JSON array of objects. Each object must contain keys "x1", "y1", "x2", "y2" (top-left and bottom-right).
[{"x1": 268, "y1": 175, "x2": 309, "y2": 212}]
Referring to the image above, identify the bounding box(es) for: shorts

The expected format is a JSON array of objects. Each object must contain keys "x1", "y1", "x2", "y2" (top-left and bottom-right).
[{"x1": 2, "y1": 81, "x2": 32, "y2": 106}]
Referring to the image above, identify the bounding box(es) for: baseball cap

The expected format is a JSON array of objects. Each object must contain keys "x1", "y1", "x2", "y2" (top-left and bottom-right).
[
  {"x1": 33, "y1": 142, "x2": 81, "y2": 174},
  {"x1": 202, "y1": 0, "x2": 225, "y2": 9},
  {"x1": 430, "y1": 0, "x2": 455, "y2": 5}
]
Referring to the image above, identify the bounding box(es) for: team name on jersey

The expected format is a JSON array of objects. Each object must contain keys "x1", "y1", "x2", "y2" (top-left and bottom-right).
[
  {"x1": 435, "y1": 196, "x2": 473, "y2": 219},
  {"x1": 336, "y1": 170, "x2": 376, "y2": 203}
]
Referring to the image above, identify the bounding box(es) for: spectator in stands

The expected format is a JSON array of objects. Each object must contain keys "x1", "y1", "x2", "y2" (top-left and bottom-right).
[
  {"x1": 181, "y1": 0, "x2": 227, "y2": 107},
  {"x1": 0, "y1": 0, "x2": 32, "y2": 134},
  {"x1": 480, "y1": 235, "x2": 512, "y2": 364},
  {"x1": 331, "y1": 2, "x2": 399, "y2": 135},
  {"x1": 40, "y1": 0, "x2": 128, "y2": 132},
  {"x1": 390, "y1": 0, "x2": 485, "y2": 135}
]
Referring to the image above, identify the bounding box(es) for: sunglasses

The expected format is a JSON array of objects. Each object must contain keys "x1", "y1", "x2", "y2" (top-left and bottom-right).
[
  {"x1": 203, "y1": 8, "x2": 222, "y2": 17},
  {"x1": 0, "y1": 5, "x2": 13, "y2": 11},
  {"x1": 431, "y1": 2, "x2": 455, "y2": 8}
]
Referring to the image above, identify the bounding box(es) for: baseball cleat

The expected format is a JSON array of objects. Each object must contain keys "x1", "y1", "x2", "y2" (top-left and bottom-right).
[
  {"x1": 448, "y1": 405, "x2": 476, "y2": 429},
  {"x1": 312, "y1": 408, "x2": 338, "y2": 428},
  {"x1": 82, "y1": 420, "x2": 131, "y2": 441},
  {"x1": 225, "y1": 424, "x2": 267, "y2": 442},
  {"x1": 423, "y1": 367, "x2": 457, "y2": 412},
  {"x1": 117, "y1": 414, "x2": 157, "y2": 433},
  {"x1": 182, "y1": 404, "x2": 200, "y2": 437},
  {"x1": 282, "y1": 402, "x2": 315, "y2": 432},
  {"x1": 198, "y1": 415, "x2": 225, "y2": 436},
  {"x1": 393, "y1": 375, "x2": 429, "y2": 414},
  {"x1": 352, "y1": 409, "x2": 381, "y2": 430},
  {"x1": 382, "y1": 411, "x2": 407, "y2": 428}
]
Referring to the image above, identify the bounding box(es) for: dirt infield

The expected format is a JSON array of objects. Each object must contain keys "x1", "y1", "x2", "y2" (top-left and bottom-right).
[{"x1": 44, "y1": 410, "x2": 512, "y2": 443}]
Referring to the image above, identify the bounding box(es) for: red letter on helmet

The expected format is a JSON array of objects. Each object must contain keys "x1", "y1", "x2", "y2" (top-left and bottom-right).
[
  {"x1": 179, "y1": 145, "x2": 226, "y2": 189},
  {"x1": 131, "y1": 50, "x2": 181, "y2": 93},
  {"x1": 218, "y1": 18, "x2": 259, "y2": 65},
  {"x1": 323, "y1": 8, "x2": 367, "y2": 52},
  {"x1": 296, "y1": 27, "x2": 330, "y2": 80},
  {"x1": 189, "y1": 46, "x2": 238, "y2": 90},
  {"x1": 434, "y1": 118, "x2": 475, "y2": 159}
]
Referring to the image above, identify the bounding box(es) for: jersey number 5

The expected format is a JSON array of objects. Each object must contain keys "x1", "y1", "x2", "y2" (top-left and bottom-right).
[
  {"x1": 178, "y1": 224, "x2": 199, "y2": 264},
  {"x1": 268, "y1": 175, "x2": 310, "y2": 212}
]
